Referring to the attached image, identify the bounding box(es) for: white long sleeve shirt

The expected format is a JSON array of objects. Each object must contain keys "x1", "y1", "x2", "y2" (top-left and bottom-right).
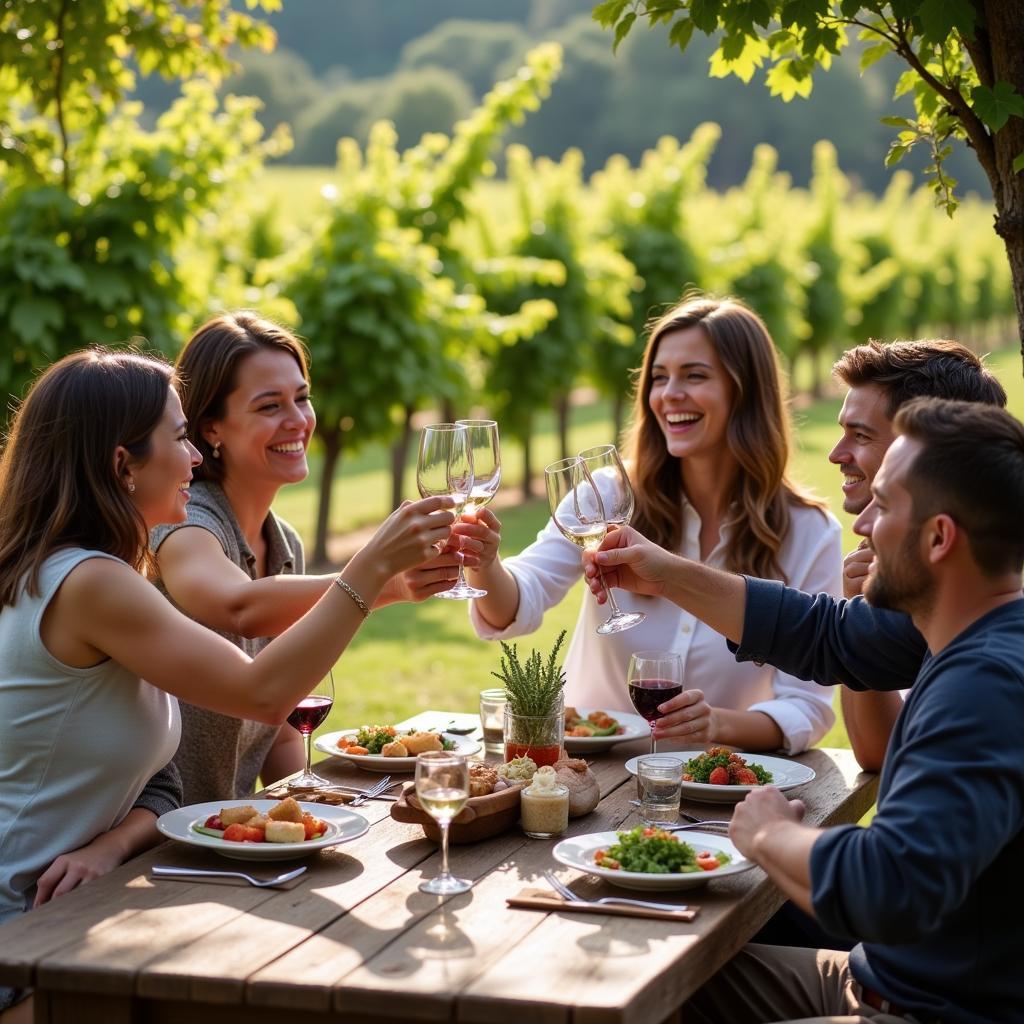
[{"x1": 470, "y1": 498, "x2": 842, "y2": 754}]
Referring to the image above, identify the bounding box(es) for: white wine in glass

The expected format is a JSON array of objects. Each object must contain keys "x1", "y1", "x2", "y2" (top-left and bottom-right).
[
  {"x1": 456, "y1": 419, "x2": 501, "y2": 514},
  {"x1": 416, "y1": 423, "x2": 485, "y2": 599},
  {"x1": 545, "y1": 456, "x2": 645, "y2": 636},
  {"x1": 415, "y1": 751, "x2": 472, "y2": 895}
]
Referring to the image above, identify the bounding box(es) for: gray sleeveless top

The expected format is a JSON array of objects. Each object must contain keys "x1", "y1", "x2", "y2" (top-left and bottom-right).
[{"x1": 0, "y1": 548, "x2": 181, "y2": 924}]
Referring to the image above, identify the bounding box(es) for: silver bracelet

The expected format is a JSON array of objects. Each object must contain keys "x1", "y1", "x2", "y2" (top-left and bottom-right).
[{"x1": 334, "y1": 576, "x2": 370, "y2": 618}]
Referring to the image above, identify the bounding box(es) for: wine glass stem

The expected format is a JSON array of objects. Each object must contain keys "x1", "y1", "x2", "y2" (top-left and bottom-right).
[
  {"x1": 597, "y1": 567, "x2": 623, "y2": 616},
  {"x1": 455, "y1": 539, "x2": 468, "y2": 588},
  {"x1": 651, "y1": 725, "x2": 657, "y2": 756},
  {"x1": 302, "y1": 731, "x2": 313, "y2": 776},
  {"x1": 439, "y1": 820, "x2": 452, "y2": 880}
]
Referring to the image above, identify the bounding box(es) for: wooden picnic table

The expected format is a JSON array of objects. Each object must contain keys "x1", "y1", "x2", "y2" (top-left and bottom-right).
[{"x1": 0, "y1": 739, "x2": 876, "y2": 1024}]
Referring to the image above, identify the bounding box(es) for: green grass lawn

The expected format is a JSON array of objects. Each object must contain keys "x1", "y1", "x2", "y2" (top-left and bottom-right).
[{"x1": 299, "y1": 344, "x2": 1024, "y2": 756}]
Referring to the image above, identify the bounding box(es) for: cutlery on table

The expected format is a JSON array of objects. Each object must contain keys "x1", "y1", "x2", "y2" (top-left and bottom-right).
[
  {"x1": 152, "y1": 865, "x2": 307, "y2": 888},
  {"x1": 664, "y1": 821, "x2": 731, "y2": 832},
  {"x1": 349, "y1": 776, "x2": 396, "y2": 806},
  {"x1": 542, "y1": 871, "x2": 690, "y2": 913}
]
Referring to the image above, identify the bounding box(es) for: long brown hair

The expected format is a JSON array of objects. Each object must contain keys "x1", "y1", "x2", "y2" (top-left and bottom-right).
[
  {"x1": 175, "y1": 311, "x2": 310, "y2": 482},
  {"x1": 0, "y1": 348, "x2": 174, "y2": 608},
  {"x1": 622, "y1": 295, "x2": 824, "y2": 581}
]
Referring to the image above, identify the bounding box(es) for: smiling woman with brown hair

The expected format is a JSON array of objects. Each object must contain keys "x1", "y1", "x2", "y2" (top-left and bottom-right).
[
  {"x1": 463, "y1": 294, "x2": 842, "y2": 754},
  {"x1": 0, "y1": 345, "x2": 454, "y2": 957}
]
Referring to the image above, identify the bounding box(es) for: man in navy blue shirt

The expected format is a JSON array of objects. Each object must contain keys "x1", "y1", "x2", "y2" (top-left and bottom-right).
[{"x1": 586, "y1": 399, "x2": 1024, "y2": 1023}]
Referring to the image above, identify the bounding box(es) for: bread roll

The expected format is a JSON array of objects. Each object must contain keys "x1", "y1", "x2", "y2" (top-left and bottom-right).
[
  {"x1": 381, "y1": 740, "x2": 409, "y2": 757},
  {"x1": 402, "y1": 732, "x2": 443, "y2": 754}
]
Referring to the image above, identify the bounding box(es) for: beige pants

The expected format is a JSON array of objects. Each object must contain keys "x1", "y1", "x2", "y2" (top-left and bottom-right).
[{"x1": 683, "y1": 944, "x2": 922, "y2": 1024}]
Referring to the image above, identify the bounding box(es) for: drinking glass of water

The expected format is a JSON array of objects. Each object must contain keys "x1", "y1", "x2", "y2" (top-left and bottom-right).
[{"x1": 637, "y1": 755, "x2": 683, "y2": 827}]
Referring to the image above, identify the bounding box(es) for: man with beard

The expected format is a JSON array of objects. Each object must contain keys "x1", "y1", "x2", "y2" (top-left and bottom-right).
[
  {"x1": 586, "y1": 399, "x2": 1024, "y2": 1024},
  {"x1": 827, "y1": 341, "x2": 1005, "y2": 771}
]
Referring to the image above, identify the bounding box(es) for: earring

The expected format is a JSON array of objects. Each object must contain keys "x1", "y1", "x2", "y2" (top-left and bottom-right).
[
  {"x1": 127, "y1": 482, "x2": 136, "y2": 493},
  {"x1": 212, "y1": 442, "x2": 221, "y2": 459}
]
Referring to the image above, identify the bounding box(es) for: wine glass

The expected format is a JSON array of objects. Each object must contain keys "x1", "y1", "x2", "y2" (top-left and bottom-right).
[
  {"x1": 578, "y1": 444, "x2": 633, "y2": 527},
  {"x1": 415, "y1": 751, "x2": 472, "y2": 895},
  {"x1": 627, "y1": 651, "x2": 683, "y2": 754},
  {"x1": 417, "y1": 423, "x2": 486, "y2": 600},
  {"x1": 455, "y1": 419, "x2": 501, "y2": 513},
  {"x1": 286, "y1": 670, "x2": 335, "y2": 790},
  {"x1": 545, "y1": 456, "x2": 645, "y2": 636}
]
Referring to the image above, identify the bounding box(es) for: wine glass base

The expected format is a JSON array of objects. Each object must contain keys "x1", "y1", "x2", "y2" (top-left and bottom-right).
[
  {"x1": 419, "y1": 874, "x2": 473, "y2": 895},
  {"x1": 433, "y1": 582, "x2": 487, "y2": 600},
  {"x1": 287, "y1": 770, "x2": 333, "y2": 790},
  {"x1": 596, "y1": 610, "x2": 646, "y2": 635}
]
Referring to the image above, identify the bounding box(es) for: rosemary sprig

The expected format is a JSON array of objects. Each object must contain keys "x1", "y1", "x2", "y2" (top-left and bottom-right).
[{"x1": 491, "y1": 630, "x2": 567, "y2": 717}]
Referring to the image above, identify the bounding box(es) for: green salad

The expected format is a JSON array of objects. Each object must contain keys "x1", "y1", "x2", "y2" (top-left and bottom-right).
[
  {"x1": 595, "y1": 826, "x2": 731, "y2": 874},
  {"x1": 353, "y1": 725, "x2": 455, "y2": 754}
]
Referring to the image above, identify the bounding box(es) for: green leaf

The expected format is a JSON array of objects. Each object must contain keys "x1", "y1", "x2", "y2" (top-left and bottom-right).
[
  {"x1": 971, "y1": 81, "x2": 1024, "y2": 133},
  {"x1": 612, "y1": 11, "x2": 636, "y2": 52},
  {"x1": 690, "y1": 0, "x2": 721, "y2": 33},
  {"x1": 880, "y1": 116, "x2": 916, "y2": 128},
  {"x1": 917, "y1": 0, "x2": 976, "y2": 44},
  {"x1": 859, "y1": 40, "x2": 891, "y2": 72},
  {"x1": 885, "y1": 142, "x2": 910, "y2": 167},
  {"x1": 9, "y1": 295, "x2": 63, "y2": 342},
  {"x1": 765, "y1": 59, "x2": 813, "y2": 101},
  {"x1": 1013, "y1": 151, "x2": 1024, "y2": 174},
  {"x1": 669, "y1": 18, "x2": 695, "y2": 51},
  {"x1": 592, "y1": 0, "x2": 632, "y2": 28}
]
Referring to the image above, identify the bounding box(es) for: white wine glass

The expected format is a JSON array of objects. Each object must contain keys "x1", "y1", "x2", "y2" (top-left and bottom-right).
[
  {"x1": 578, "y1": 444, "x2": 634, "y2": 527},
  {"x1": 417, "y1": 423, "x2": 485, "y2": 600},
  {"x1": 415, "y1": 751, "x2": 472, "y2": 895},
  {"x1": 546, "y1": 456, "x2": 645, "y2": 636},
  {"x1": 455, "y1": 419, "x2": 501, "y2": 513}
]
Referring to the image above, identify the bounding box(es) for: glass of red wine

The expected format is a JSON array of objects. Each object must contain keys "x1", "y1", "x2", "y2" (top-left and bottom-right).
[
  {"x1": 287, "y1": 670, "x2": 335, "y2": 790},
  {"x1": 627, "y1": 651, "x2": 683, "y2": 755}
]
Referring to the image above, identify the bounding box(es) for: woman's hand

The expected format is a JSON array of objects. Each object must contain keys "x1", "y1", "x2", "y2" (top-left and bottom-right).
[
  {"x1": 842, "y1": 542, "x2": 874, "y2": 599},
  {"x1": 363, "y1": 496, "x2": 456, "y2": 580},
  {"x1": 384, "y1": 548, "x2": 465, "y2": 603},
  {"x1": 651, "y1": 689, "x2": 714, "y2": 745},
  {"x1": 582, "y1": 525, "x2": 674, "y2": 600},
  {"x1": 33, "y1": 836, "x2": 126, "y2": 907},
  {"x1": 454, "y1": 507, "x2": 501, "y2": 573}
]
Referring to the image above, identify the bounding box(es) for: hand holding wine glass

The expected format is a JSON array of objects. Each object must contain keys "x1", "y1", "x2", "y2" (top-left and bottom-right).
[
  {"x1": 287, "y1": 671, "x2": 335, "y2": 790},
  {"x1": 416, "y1": 423, "x2": 485, "y2": 600},
  {"x1": 546, "y1": 455, "x2": 645, "y2": 636},
  {"x1": 627, "y1": 651, "x2": 683, "y2": 755},
  {"x1": 415, "y1": 751, "x2": 472, "y2": 895}
]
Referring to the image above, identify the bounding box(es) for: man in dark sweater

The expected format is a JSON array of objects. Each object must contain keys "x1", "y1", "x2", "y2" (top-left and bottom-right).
[{"x1": 585, "y1": 399, "x2": 1024, "y2": 1023}]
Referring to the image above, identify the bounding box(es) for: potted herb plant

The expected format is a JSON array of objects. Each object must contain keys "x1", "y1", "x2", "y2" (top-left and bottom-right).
[{"x1": 493, "y1": 630, "x2": 567, "y2": 767}]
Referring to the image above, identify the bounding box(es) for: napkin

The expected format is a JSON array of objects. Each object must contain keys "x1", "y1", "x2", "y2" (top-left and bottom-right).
[{"x1": 507, "y1": 887, "x2": 699, "y2": 922}]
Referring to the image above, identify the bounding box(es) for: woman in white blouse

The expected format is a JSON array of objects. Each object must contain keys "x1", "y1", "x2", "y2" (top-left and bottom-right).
[{"x1": 460, "y1": 295, "x2": 841, "y2": 754}]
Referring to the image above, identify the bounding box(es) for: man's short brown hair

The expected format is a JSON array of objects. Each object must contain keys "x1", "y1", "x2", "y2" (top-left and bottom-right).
[
  {"x1": 895, "y1": 398, "x2": 1024, "y2": 577},
  {"x1": 833, "y1": 340, "x2": 1006, "y2": 418}
]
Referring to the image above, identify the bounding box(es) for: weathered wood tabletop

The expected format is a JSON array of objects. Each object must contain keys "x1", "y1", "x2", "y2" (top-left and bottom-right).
[{"x1": 0, "y1": 739, "x2": 877, "y2": 1024}]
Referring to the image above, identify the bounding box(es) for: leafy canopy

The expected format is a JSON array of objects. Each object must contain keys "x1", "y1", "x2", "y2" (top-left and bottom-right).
[{"x1": 592, "y1": 1, "x2": 1024, "y2": 215}]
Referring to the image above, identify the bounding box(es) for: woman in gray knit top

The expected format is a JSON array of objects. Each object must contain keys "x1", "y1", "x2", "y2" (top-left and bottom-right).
[
  {"x1": 0, "y1": 347, "x2": 454, "y2": 934},
  {"x1": 151, "y1": 313, "x2": 466, "y2": 803}
]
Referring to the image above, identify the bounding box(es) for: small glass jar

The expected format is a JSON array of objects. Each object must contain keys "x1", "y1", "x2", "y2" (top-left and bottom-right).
[
  {"x1": 503, "y1": 696, "x2": 564, "y2": 768},
  {"x1": 479, "y1": 687, "x2": 508, "y2": 755},
  {"x1": 520, "y1": 768, "x2": 569, "y2": 839}
]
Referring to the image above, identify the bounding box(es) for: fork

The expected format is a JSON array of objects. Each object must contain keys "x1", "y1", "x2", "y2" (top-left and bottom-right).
[
  {"x1": 152, "y1": 865, "x2": 307, "y2": 888},
  {"x1": 349, "y1": 776, "x2": 393, "y2": 806},
  {"x1": 542, "y1": 871, "x2": 690, "y2": 913},
  {"x1": 664, "y1": 821, "x2": 731, "y2": 832}
]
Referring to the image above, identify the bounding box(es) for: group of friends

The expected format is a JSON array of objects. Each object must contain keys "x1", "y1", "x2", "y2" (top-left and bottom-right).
[{"x1": 0, "y1": 296, "x2": 1020, "y2": 1023}]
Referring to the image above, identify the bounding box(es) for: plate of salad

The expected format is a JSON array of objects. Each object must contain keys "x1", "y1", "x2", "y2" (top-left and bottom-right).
[
  {"x1": 553, "y1": 826, "x2": 754, "y2": 890},
  {"x1": 315, "y1": 725, "x2": 480, "y2": 772},
  {"x1": 562, "y1": 707, "x2": 649, "y2": 753},
  {"x1": 624, "y1": 748, "x2": 815, "y2": 803}
]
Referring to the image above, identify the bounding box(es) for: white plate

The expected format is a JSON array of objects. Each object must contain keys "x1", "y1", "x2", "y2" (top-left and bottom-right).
[
  {"x1": 553, "y1": 830, "x2": 754, "y2": 891},
  {"x1": 156, "y1": 800, "x2": 369, "y2": 861},
  {"x1": 314, "y1": 730, "x2": 481, "y2": 772},
  {"x1": 562, "y1": 708, "x2": 649, "y2": 753},
  {"x1": 624, "y1": 751, "x2": 816, "y2": 803}
]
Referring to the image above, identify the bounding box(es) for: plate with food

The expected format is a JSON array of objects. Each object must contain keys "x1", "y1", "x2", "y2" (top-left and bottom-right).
[
  {"x1": 553, "y1": 826, "x2": 754, "y2": 891},
  {"x1": 314, "y1": 724, "x2": 481, "y2": 772},
  {"x1": 156, "y1": 797, "x2": 369, "y2": 861},
  {"x1": 562, "y1": 707, "x2": 648, "y2": 753},
  {"x1": 624, "y1": 748, "x2": 816, "y2": 803}
]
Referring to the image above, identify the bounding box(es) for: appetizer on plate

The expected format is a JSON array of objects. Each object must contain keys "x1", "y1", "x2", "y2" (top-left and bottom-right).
[
  {"x1": 195, "y1": 797, "x2": 326, "y2": 844},
  {"x1": 337, "y1": 724, "x2": 456, "y2": 757},
  {"x1": 564, "y1": 707, "x2": 624, "y2": 737},
  {"x1": 682, "y1": 747, "x2": 773, "y2": 787},
  {"x1": 595, "y1": 826, "x2": 730, "y2": 874}
]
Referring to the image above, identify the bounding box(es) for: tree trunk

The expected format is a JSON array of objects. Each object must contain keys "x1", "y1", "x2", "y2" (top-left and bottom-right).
[
  {"x1": 981, "y1": 0, "x2": 1024, "y2": 368},
  {"x1": 441, "y1": 398, "x2": 456, "y2": 425},
  {"x1": 521, "y1": 419, "x2": 534, "y2": 501},
  {"x1": 612, "y1": 390, "x2": 625, "y2": 445},
  {"x1": 557, "y1": 394, "x2": 571, "y2": 461},
  {"x1": 389, "y1": 405, "x2": 415, "y2": 510},
  {"x1": 808, "y1": 347, "x2": 823, "y2": 399},
  {"x1": 312, "y1": 428, "x2": 343, "y2": 568}
]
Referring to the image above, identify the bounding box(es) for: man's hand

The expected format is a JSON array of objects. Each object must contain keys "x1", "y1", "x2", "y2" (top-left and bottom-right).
[
  {"x1": 729, "y1": 787, "x2": 806, "y2": 860},
  {"x1": 454, "y1": 507, "x2": 501, "y2": 574},
  {"x1": 582, "y1": 525, "x2": 675, "y2": 601},
  {"x1": 842, "y1": 541, "x2": 874, "y2": 599}
]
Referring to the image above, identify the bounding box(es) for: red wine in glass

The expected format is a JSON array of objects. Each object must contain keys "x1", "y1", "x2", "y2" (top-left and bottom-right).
[
  {"x1": 287, "y1": 695, "x2": 334, "y2": 735},
  {"x1": 628, "y1": 680, "x2": 683, "y2": 722}
]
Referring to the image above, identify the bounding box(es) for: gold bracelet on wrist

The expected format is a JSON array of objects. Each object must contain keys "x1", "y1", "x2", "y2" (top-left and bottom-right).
[{"x1": 334, "y1": 576, "x2": 370, "y2": 618}]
